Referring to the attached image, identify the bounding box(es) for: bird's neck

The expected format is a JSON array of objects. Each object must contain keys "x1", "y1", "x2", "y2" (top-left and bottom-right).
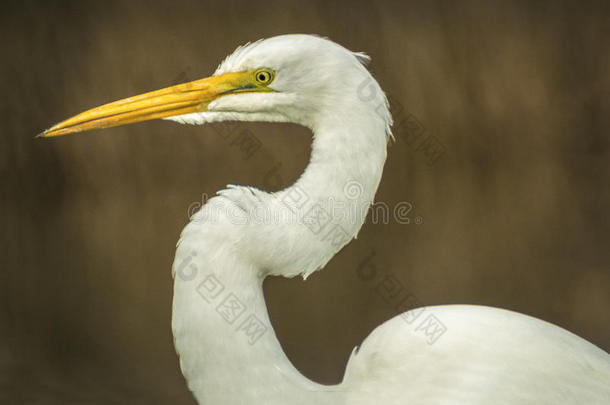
[
  {"x1": 261, "y1": 109, "x2": 389, "y2": 279},
  {"x1": 173, "y1": 106, "x2": 388, "y2": 403},
  {"x1": 173, "y1": 262, "x2": 336, "y2": 403}
]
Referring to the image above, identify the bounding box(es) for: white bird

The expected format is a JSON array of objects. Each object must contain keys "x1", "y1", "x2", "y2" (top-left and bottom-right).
[{"x1": 41, "y1": 34, "x2": 610, "y2": 404}]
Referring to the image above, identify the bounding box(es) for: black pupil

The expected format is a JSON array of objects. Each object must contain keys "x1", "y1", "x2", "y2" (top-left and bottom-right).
[{"x1": 258, "y1": 73, "x2": 266, "y2": 81}]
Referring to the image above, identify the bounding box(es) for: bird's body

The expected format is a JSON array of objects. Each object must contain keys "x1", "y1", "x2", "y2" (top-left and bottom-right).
[
  {"x1": 173, "y1": 217, "x2": 610, "y2": 404},
  {"x1": 41, "y1": 34, "x2": 610, "y2": 404}
]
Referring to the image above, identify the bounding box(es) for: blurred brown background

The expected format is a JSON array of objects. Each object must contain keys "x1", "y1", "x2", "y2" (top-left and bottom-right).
[{"x1": 1, "y1": 0, "x2": 609, "y2": 403}]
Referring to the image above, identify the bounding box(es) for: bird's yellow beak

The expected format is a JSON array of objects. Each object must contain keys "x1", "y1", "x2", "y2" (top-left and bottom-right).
[{"x1": 39, "y1": 70, "x2": 272, "y2": 138}]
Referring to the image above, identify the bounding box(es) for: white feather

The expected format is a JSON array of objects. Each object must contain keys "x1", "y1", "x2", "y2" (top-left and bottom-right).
[{"x1": 170, "y1": 34, "x2": 610, "y2": 404}]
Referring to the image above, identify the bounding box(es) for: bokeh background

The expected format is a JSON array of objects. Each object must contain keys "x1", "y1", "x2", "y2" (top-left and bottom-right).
[{"x1": 1, "y1": 0, "x2": 609, "y2": 403}]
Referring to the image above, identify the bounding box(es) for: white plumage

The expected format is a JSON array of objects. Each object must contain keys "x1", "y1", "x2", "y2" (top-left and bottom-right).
[
  {"x1": 169, "y1": 35, "x2": 610, "y2": 404},
  {"x1": 41, "y1": 34, "x2": 610, "y2": 404}
]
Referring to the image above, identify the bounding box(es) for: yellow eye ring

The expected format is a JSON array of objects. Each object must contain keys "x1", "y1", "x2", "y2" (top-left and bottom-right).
[{"x1": 254, "y1": 69, "x2": 274, "y2": 85}]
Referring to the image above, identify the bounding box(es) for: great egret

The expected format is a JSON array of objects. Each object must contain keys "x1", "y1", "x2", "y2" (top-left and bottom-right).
[{"x1": 41, "y1": 34, "x2": 610, "y2": 404}]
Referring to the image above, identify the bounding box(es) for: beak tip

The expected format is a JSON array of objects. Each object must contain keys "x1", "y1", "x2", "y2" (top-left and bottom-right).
[{"x1": 36, "y1": 129, "x2": 51, "y2": 138}]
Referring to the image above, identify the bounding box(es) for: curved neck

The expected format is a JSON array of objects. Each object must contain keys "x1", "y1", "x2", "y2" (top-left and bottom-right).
[
  {"x1": 173, "y1": 105, "x2": 388, "y2": 404},
  {"x1": 257, "y1": 107, "x2": 389, "y2": 279},
  {"x1": 174, "y1": 261, "x2": 338, "y2": 404}
]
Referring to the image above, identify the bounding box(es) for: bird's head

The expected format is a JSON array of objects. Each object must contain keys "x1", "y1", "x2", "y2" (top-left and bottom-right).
[{"x1": 39, "y1": 34, "x2": 390, "y2": 138}]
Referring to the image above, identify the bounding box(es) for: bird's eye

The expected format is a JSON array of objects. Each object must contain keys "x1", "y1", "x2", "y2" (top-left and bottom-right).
[{"x1": 254, "y1": 69, "x2": 274, "y2": 85}]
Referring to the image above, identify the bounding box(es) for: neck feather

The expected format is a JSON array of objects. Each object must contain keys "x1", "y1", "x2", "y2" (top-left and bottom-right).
[
  {"x1": 172, "y1": 104, "x2": 388, "y2": 403},
  {"x1": 274, "y1": 112, "x2": 388, "y2": 278}
]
